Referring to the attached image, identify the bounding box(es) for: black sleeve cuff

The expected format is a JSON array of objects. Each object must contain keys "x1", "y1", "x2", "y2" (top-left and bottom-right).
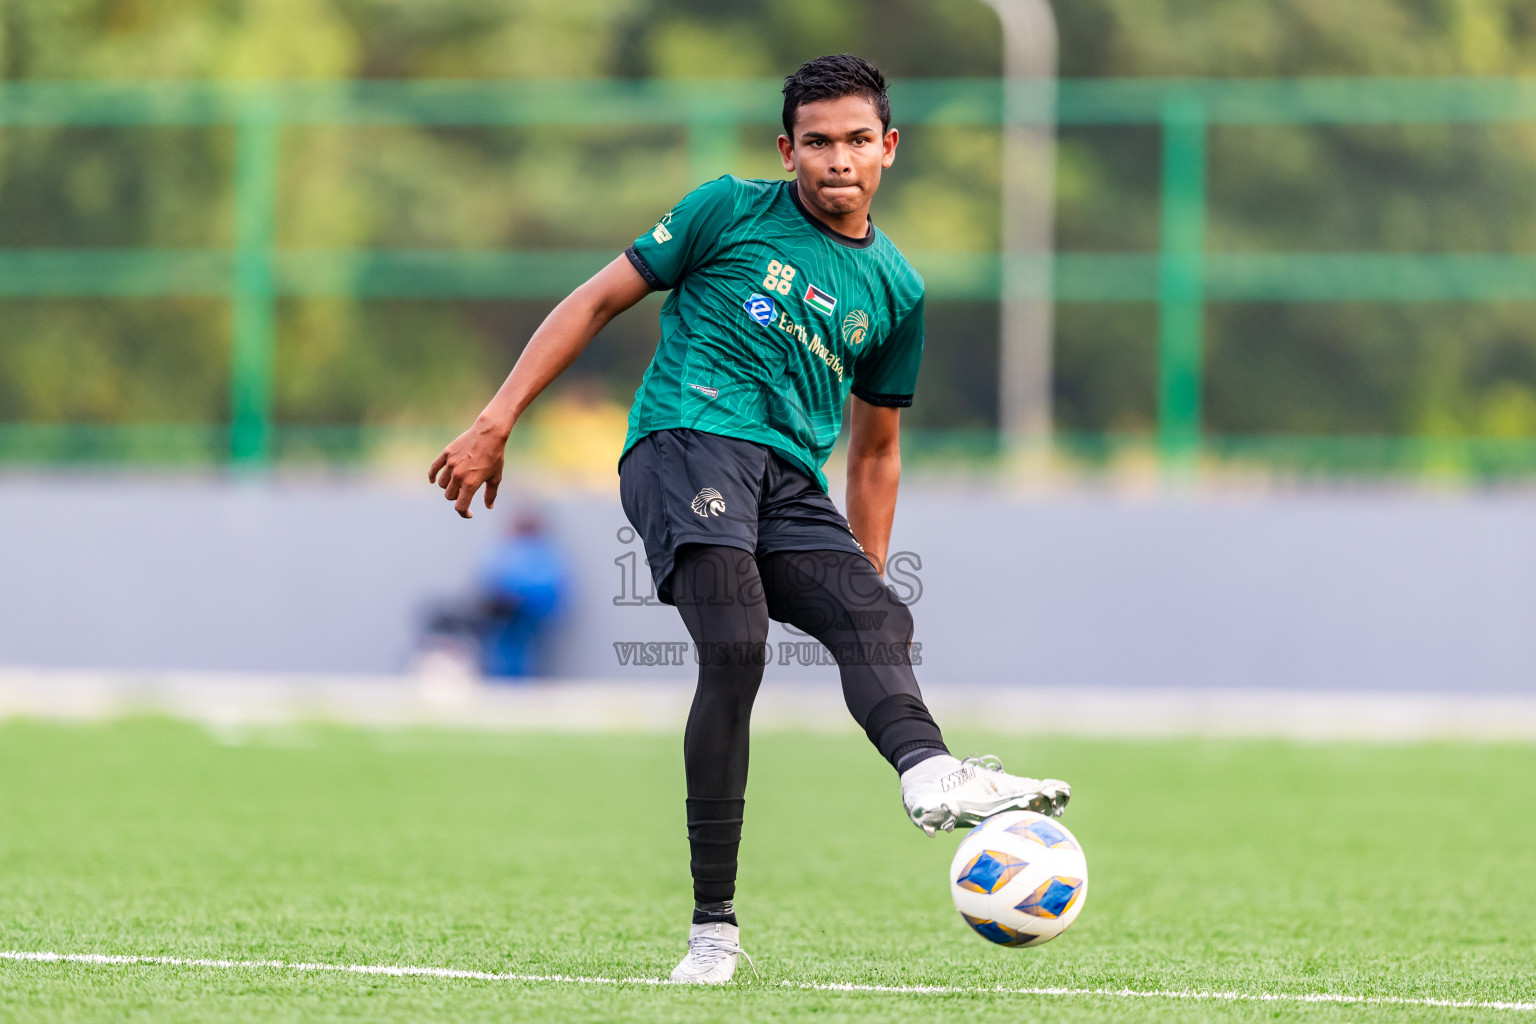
[
  {"x1": 850, "y1": 387, "x2": 913, "y2": 408},
  {"x1": 624, "y1": 245, "x2": 668, "y2": 291}
]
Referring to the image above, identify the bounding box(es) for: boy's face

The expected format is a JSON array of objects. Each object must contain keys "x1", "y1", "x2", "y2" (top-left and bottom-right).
[{"x1": 778, "y1": 94, "x2": 898, "y2": 221}]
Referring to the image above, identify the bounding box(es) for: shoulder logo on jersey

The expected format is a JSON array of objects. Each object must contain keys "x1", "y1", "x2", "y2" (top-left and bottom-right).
[
  {"x1": 842, "y1": 309, "x2": 870, "y2": 346},
  {"x1": 686, "y1": 382, "x2": 719, "y2": 399},
  {"x1": 690, "y1": 487, "x2": 726, "y2": 517},
  {"x1": 743, "y1": 293, "x2": 777, "y2": 326},
  {"x1": 804, "y1": 283, "x2": 837, "y2": 316},
  {"x1": 651, "y1": 211, "x2": 675, "y2": 244}
]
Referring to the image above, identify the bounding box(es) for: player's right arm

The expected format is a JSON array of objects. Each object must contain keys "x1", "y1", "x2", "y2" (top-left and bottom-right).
[{"x1": 429, "y1": 255, "x2": 651, "y2": 518}]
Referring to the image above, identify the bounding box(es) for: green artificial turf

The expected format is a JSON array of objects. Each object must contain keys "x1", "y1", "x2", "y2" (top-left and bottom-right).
[{"x1": 0, "y1": 718, "x2": 1533, "y2": 1022}]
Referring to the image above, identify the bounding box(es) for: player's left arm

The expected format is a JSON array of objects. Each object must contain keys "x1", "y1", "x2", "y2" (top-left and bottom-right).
[
  {"x1": 846, "y1": 398, "x2": 902, "y2": 575},
  {"x1": 846, "y1": 288, "x2": 923, "y2": 574}
]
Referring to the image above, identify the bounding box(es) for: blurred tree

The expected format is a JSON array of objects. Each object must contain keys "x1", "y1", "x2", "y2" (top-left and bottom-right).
[{"x1": 3, "y1": 0, "x2": 1536, "y2": 455}]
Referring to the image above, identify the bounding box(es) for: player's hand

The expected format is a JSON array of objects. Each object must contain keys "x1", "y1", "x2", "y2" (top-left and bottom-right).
[{"x1": 428, "y1": 419, "x2": 508, "y2": 519}]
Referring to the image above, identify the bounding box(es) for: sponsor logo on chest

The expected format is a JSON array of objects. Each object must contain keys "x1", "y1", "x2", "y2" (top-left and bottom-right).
[
  {"x1": 769, "y1": 308, "x2": 844, "y2": 383},
  {"x1": 743, "y1": 293, "x2": 777, "y2": 325}
]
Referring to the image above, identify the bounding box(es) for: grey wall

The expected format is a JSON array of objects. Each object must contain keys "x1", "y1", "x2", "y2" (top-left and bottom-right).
[{"x1": 1, "y1": 473, "x2": 1532, "y2": 692}]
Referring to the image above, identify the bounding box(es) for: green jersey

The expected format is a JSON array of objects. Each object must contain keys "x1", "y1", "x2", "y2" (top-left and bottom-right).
[{"x1": 620, "y1": 175, "x2": 925, "y2": 491}]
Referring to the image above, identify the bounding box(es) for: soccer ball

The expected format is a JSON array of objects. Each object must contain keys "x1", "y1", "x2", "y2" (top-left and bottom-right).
[{"x1": 949, "y1": 810, "x2": 1088, "y2": 948}]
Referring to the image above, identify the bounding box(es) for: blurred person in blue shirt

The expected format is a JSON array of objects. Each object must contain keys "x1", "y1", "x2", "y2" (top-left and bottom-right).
[{"x1": 475, "y1": 511, "x2": 568, "y2": 678}]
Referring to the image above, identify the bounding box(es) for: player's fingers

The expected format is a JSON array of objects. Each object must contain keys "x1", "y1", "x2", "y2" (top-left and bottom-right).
[
  {"x1": 455, "y1": 480, "x2": 480, "y2": 518},
  {"x1": 443, "y1": 474, "x2": 462, "y2": 501},
  {"x1": 428, "y1": 451, "x2": 448, "y2": 484},
  {"x1": 484, "y1": 477, "x2": 499, "y2": 510}
]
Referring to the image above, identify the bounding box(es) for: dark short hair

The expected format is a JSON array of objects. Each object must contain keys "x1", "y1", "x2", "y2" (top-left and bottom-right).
[{"x1": 781, "y1": 54, "x2": 891, "y2": 138}]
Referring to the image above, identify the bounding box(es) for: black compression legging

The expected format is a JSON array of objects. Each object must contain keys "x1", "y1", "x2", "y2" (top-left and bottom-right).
[{"x1": 669, "y1": 544, "x2": 949, "y2": 903}]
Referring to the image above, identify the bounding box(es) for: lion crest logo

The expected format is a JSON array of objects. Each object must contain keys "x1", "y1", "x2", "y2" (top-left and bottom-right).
[
  {"x1": 690, "y1": 487, "x2": 726, "y2": 517},
  {"x1": 842, "y1": 309, "x2": 870, "y2": 346}
]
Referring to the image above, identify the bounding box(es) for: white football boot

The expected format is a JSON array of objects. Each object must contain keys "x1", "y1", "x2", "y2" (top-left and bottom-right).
[
  {"x1": 669, "y1": 920, "x2": 753, "y2": 985},
  {"x1": 900, "y1": 754, "x2": 1070, "y2": 836}
]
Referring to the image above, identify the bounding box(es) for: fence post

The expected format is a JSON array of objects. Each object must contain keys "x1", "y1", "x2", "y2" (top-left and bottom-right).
[
  {"x1": 230, "y1": 92, "x2": 279, "y2": 465},
  {"x1": 1157, "y1": 94, "x2": 1207, "y2": 469},
  {"x1": 979, "y1": 0, "x2": 1059, "y2": 465}
]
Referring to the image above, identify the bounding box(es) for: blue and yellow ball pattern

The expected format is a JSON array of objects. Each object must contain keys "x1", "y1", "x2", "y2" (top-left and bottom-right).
[
  {"x1": 948, "y1": 810, "x2": 1089, "y2": 948},
  {"x1": 954, "y1": 850, "x2": 1030, "y2": 894}
]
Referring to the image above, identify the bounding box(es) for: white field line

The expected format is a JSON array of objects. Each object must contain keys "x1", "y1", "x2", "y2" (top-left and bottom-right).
[
  {"x1": 786, "y1": 980, "x2": 1536, "y2": 1012},
  {"x1": 4, "y1": 949, "x2": 1534, "y2": 1012},
  {"x1": 0, "y1": 950, "x2": 670, "y2": 988}
]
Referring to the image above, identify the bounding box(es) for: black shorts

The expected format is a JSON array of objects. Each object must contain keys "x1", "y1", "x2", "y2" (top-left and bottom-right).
[{"x1": 618, "y1": 428, "x2": 866, "y2": 605}]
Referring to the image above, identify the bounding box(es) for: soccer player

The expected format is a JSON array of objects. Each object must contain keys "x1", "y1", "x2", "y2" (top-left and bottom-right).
[{"x1": 429, "y1": 54, "x2": 1071, "y2": 984}]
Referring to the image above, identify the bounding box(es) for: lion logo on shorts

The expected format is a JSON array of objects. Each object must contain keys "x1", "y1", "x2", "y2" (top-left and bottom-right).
[{"x1": 690, "y1": 487, "x2": 726, "y2": 517}]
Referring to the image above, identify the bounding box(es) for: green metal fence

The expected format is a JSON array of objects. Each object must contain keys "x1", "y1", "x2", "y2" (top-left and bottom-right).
[{"x1": 4, "y1": 77, "x2": 1536, "y2": 470}]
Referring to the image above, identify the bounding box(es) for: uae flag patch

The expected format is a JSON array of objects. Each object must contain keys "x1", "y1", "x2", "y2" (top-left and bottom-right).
[{"x1": 803, "y1": 283, "x2": 837, "y2": 316}]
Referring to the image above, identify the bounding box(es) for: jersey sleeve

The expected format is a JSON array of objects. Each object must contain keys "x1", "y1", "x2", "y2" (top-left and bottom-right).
[
  {"x1": 624, "y1": 176, "x2": 738, "y2": 291},
  {"x1": 851, "y1": 295, "x2": 924, "y2": 407}
]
